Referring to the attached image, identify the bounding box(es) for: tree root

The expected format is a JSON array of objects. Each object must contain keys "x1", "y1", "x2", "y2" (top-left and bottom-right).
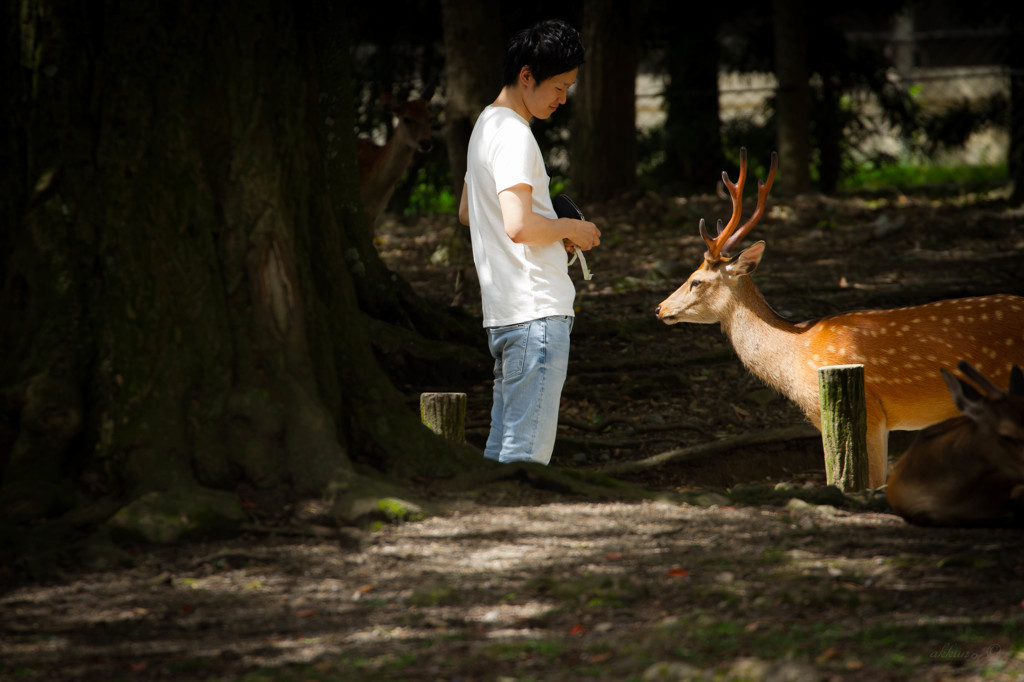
[{"x1": 599, "y1": 424, "x2": 821, "y2": 474}]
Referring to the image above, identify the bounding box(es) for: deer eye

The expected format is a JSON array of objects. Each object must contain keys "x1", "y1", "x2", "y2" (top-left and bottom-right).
[
  {"x1": 689, "y1": 280, "x2": 702, "y2": 291},
  {"x1": 999, "y1": 433, "x2": 1019, "y2": 447}
]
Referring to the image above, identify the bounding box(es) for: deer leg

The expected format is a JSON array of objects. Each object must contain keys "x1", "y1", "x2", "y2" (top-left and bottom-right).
[{"x1": 865, "y1": 414, "x2": 888, "y2": 489}]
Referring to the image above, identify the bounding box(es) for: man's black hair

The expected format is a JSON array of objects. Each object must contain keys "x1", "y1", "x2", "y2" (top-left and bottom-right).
[{"x1": 502, "y1": 19, "x2": 585, "y2": 87}]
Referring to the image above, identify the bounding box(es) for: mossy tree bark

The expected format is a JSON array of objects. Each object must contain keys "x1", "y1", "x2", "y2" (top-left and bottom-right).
[
  {"x1": 420, "y1": 393, "x2": 467, "y2": 444},
  {"x1": 817, "y1": 365, "x2": 869, "y2": 492},
  {"x1": 0, "y1": 0, "x2": 477, "y2": 522}
]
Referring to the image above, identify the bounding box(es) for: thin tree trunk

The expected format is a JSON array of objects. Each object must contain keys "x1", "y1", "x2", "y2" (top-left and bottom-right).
[
  {"x1": 1009, "y1": 3, "x2": 1024, "y2": 204},
  {"x1": 773, "y1": 0, "x2": 812, "y2": 195},
  {"x1": 658, "y1": 6, "x2": 725, "y2": 193},
  {"x1": 436, "y1": 0, "x2": 503, "y2": 302},
  {"x1": 439, "y1": 0, "x2": 502, "y2": 207},
  {"x1": 572, "y1": 0, "x2": 638, "y2": 201}
]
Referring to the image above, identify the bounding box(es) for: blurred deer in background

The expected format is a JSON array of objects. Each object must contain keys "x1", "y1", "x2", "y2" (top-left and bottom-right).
[
  {"x1": 357, "y1": 87, "x2": 435, "y2": 227},
  {"x1": 886, "y1": 361, "x2": 1024, "y2": 526},
  {"x1": 655, "y1": 148, "x2": 1024, "y2": 488}
]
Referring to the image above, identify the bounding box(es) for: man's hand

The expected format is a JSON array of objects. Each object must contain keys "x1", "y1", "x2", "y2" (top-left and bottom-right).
[{"x1": 564, "y1": 219, "x2": 600, "y2": 251}]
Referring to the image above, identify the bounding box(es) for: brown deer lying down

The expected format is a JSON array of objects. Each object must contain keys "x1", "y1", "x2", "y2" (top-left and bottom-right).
[
  {"x1": 655, "y1": 148, "x2": 1024, "y2": 488},
  {"x1": 886, "y1": 361, "x2": 1024, "y2": 527}
]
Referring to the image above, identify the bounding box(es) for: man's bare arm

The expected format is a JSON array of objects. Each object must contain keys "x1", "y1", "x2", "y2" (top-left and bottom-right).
[
  {"x1": 498, "y1": 184, "x2": 600, "y2": 250},
  {"x1": 458, "y1": 182, "x2": 470, "y2": 226}
]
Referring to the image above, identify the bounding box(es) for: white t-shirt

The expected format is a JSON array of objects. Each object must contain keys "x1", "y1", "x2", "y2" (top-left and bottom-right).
[{"x1": 465, "y1": 105, "x2": 575, "y2": 328}]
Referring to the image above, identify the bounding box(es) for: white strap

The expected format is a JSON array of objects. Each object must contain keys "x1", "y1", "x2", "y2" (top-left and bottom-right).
[{"x1": 568, "y1": 247, "x2": 593, "y2": 280}]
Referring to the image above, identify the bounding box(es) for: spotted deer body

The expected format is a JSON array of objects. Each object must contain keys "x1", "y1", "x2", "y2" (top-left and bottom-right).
[
  {"x1": 655, "y1": 148, "x2": 1024, "y2": 487},
  {"x1": 886, "y1": 362, "x2": 1024, "y2": 526}
]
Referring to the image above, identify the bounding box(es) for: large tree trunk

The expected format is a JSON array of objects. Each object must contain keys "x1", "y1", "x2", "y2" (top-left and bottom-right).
[
  {"x1": 0, "y1": 0, "x2": 475, "y2": 523},
  {"x1": 305, "y1": 3, "x2": 486, "y2": 389},
  {"x1": 571, "y1": 0, "x2": 638, "y2": 202}
]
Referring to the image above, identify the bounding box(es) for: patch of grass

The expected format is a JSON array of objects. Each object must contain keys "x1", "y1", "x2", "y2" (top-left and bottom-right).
[
  {"x1": 841, "y1": 159, "x2": 1007, "y2": 194},
  {"x1": 759, "y1": 545, "x2": 788, "y2": 566},
  {"x1": 404, "y1": 168, "x2": 456, "y2": 216},
  {"x1": 529, "y1": 573, "x2": 642, "y2": 608},
  {"x1": 407, "y1": 582, "x2": 462, "y2": 607},
  {"x1": 649, "y1": 609, "x2": 1024, "y2": 678},
  {"x1": 487, "y1": 639, "x2": 567, "y2": 662}
]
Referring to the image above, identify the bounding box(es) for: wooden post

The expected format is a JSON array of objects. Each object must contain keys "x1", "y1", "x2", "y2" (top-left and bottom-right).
[
  {"x1": 420, "y1": 392, "x2": 467, "y2": 443},
  {"x1": 817, "y1": 364, "x2": 869, "y2": 491}
]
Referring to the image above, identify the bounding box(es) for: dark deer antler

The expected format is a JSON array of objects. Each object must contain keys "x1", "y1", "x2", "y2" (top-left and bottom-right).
[{"x1": 701, "y1": 148, "x2": 778, "y2": 262}]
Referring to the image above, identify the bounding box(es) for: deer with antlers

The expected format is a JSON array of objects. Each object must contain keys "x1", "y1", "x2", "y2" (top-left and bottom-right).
[
  {"x1": 885, "y1": 361, "x2": 1024, "y2": 526},
  {"x1": 655, "y1": 148, "x2": 1024, "y2": 488},
  {"x1": 357, "y1": 90, "x2": 435, "y2": 227}
]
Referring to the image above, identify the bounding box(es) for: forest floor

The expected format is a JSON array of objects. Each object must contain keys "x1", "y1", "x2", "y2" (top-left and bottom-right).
[{"x1": 4, "y1": 183, "x2": 1024, "y2": 681}]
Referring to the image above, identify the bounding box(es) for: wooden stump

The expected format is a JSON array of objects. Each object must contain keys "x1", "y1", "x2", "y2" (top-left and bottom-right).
[
  {"x1": 817, "y1": 364, "x2": 869, "y2": 491},
  {"x1": 420, "y1": 392, "x2": 467, "y2": 443}
]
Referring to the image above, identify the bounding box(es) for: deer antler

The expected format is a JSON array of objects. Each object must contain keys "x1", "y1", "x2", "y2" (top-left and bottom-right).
[{"x1": 702, "y1": 148, "x2": 778, "y2": 262}]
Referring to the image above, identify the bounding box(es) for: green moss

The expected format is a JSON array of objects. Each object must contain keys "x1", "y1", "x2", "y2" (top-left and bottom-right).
[
  {"x1": 106, "y1": 485, "x2": 246, "y2": 544},
  {"x1": 376, "y1": 497, "x2": 424, "y2": 522}
]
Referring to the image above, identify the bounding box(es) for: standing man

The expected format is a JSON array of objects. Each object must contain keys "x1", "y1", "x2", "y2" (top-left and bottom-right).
[{"x1": 458, "y1": 19, "x2": 601, "y2": 466}]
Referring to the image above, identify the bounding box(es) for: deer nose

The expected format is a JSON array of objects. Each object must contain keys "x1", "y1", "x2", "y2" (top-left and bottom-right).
[{"x1": 655, "y1": 304, "x2": 661, "y2": 317}]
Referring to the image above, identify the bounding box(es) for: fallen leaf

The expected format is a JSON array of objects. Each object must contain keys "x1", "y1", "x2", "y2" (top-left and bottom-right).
[
  {"x1": 668, "y1": 569, "x2": 690, "y2": 578},
  {"x1": 569, "y1": 623, "x2": 588, "y2": 635}
]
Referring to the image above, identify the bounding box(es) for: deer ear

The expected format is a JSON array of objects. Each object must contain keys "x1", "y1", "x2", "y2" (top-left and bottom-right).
[
  {"x1": 943, "y1": 368, "x2": 985, "y2": 418},
  {"x1": 724, "y1": 241, "x2": 765, "y2": 276},
  {"x1": 1009, "y1": 365, "x2": 1024, "y2": 396}
]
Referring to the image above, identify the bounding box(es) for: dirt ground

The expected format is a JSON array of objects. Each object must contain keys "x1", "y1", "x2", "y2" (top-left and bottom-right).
[{"x1": 3, "y1": 183, "x2": 1024, "y2": 681}]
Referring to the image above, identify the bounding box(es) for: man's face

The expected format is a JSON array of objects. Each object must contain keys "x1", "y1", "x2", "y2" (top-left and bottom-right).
[{"x1": 523, "y1": 68, "x2": 578, "y2": 120}]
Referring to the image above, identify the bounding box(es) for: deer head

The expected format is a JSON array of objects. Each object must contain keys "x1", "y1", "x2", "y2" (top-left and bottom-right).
[
  {"x1": 380, "y1": 91, "x2": 434, "y2": 154},
  {"x1": 655, "y1": 148, "x2": 778, "y2": 325},
  {"x1": 944, "y1": 360, "x2": 1024, "y2": 481}
]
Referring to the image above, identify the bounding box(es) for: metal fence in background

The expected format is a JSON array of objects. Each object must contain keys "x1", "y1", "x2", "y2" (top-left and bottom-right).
[{"x1": 637, "y1": 18, "x2": 1013, "y2": 167}]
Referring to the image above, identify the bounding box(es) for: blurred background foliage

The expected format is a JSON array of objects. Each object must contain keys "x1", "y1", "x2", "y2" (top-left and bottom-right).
[{"x1": 347, "y1": 0, "x2": 1018, "y2": 214}]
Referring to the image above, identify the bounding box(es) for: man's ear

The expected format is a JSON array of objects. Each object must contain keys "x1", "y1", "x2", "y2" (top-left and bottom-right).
[{"x1": 519, "y1": 65, "x2": 533, "y2": 87}]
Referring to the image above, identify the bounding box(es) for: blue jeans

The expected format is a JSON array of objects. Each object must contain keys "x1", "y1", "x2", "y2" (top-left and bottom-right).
[{"x1": 484, "y1": 315, "x2": 573, "y2": 465}]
